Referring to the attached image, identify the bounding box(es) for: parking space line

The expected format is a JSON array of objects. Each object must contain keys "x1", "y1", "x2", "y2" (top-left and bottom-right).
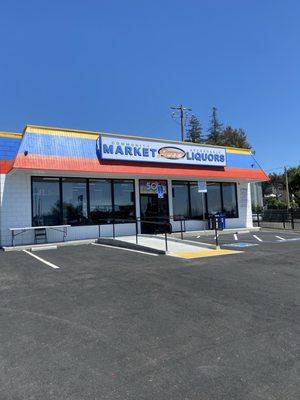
[
  {"x1": 253, "y1": 235, "x2": 263, "y2": 242},
  {"x1": 275, "y1": 236, "x2": 286, "y2": 241},
  {"x1": 91, "y1": 243, "x2": 158, "y2": 256},
  {"x1": 23, "y1": 250, "x2": 60, "y2": 269}
]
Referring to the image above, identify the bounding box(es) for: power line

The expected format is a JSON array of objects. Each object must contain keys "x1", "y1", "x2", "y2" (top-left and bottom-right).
[{"x1": 170, "y1": 104, "x2": 192, "y2": 141}]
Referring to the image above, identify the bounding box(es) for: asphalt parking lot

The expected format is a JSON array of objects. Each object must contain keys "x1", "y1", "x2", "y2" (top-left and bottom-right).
[
  {"x1": 0, "y1": 234, "x2": 299, "y2": 400},
  {"x1": 178, "y1": 228, "x2": 300, "y2": 250}
]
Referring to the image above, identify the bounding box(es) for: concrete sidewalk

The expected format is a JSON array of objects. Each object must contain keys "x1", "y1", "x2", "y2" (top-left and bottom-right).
[{"x1": 111, "y1": 235, "x2": 241, "y2": 258}]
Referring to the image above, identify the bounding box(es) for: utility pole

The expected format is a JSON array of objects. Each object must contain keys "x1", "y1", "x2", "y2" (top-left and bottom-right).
[
  {"x1": 170, "y1": 104, "x2": 192, "y2": 141},
  {"x1": 284, "y1": 166, "x2": 290, "y2": 209}
]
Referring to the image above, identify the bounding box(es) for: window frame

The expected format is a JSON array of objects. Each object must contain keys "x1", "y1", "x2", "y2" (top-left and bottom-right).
[
  {"x1": 61, "y1": 177, "x2": 89, "y2": 226},
  {"x1": 171, "y1": 180, "x2": 191, "y2": 220},
  {"x1": 139, "y1": 179, "x2": 170, "y2": 221},
  {"x1": 31, "y1": 177, "x2": 61, "y2": 227},
  {"x1": 31, "y1": 176, "x2": 136, "y2": 226},
  {"x1": 220, "y1": 181, "x2": 239, "y2": 219},
  {"x1": 89, "y1": 178, "x2": 114, "y2": 224},
  {"x1": 112, "y1": 179, "x2": 136, "y2": 222},
  {"x1": 205, "y1": 182, "x2": 223, "y2": 218},
  {"x1": 172, "y1": 180, "x2": 239, "y2": 220}
]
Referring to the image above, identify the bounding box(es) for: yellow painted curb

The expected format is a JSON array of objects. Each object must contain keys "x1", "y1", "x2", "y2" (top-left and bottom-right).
[{"x1": 170, "y1": 249, "x2": 243, "y2": 259}]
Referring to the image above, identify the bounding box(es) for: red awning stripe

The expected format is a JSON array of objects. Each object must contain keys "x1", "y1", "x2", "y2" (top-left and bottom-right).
[
  {"x1": 12, "y1": 154, "x2": 268, "y2": 181},
  {"x1": 0, "y1": 160, "x2": 14, "y2": 174}
]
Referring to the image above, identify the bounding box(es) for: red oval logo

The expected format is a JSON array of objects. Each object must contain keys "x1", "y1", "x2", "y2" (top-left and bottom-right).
[{"x1": 158, "y1": 147, "x2": 186, "y2": 160}]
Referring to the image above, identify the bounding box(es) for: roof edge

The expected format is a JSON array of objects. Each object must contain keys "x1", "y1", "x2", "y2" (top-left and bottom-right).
[
  {"x1": 0, "y1": 131, "x2": 22, "y2": 138},
  {"x1": 24, "y1": 124, "x2": 253, "y2": 154}
]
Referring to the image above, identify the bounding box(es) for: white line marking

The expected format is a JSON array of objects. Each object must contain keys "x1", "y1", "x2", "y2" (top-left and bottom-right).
[
  {"x1": 279, "y1": 237, "x2": 300, "y2": 242},
  {"x1": 253, "y1": 235, "x2": 263, "y2": 242},
  {"x1": 171, "y1": 238, "x2": 215, "y2": 249},
  {"x1": 275, "y1": 236, "x2": 286, "y2": 241},
  {"x1": 91, "y1": 243, "x2": 158, "y2": 256},
  {"x1": 234, "y1": 233, "x2": 238, "y2": 241},
  {"x1": 23, "y1": 250, "x2": 60, "y2": 269}
]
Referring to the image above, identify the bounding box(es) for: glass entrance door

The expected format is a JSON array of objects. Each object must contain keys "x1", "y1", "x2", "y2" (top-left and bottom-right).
[{"x1": 139, "y1": 180, "x2": 169, "y2": 234}]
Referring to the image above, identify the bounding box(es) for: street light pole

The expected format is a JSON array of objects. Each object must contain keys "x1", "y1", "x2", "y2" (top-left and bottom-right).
[{"x1": 284, "y1": 166, "x2": 290, "y2": 209}]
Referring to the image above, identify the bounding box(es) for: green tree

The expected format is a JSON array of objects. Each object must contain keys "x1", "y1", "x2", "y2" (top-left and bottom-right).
[
  {"x1": 186, "y1": 114, "x2": 203, "y2": 143},
  {"x1": 266, "y1": 197, "x2": 286, "y2": 209},
  {"x1": 206, "y1": 106, "x2": 223, "y2": 145},
  {"x1": 263, "y1": 172, "x2": 284, "y2": 200},
  {"x1": 221, "y1": 126, "x2": 252, "y2": 149},
  {"x1": 287, "y1": 166, "x2": 300, "y2": 204}
]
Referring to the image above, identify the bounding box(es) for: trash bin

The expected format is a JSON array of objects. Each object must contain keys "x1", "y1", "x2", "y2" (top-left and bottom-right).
[
  {"x1": 216, "y1": 213, "x2": 226, "y2": 230},
  {"x1": 207, "y1": 213, "x2": 226, "y2": 230}
]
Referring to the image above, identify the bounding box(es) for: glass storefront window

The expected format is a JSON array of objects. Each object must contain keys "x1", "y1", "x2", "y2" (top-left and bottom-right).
[
  {"x1": 62, "y1": 178, "x2": 88, "y2": 225},
  {"x1": 113, "y1": 180, "x2": 135, "y2": 221},
  {"x1": 32, "y1": 177, "x2": 238, "y2": 227},
  {"x1": 222, "y1": 182, "x2": 238, "y2": 218},
  {"x1": 206, "y1": 182, "x2": 222, "y2": 215},
  {"x1": 89, "y1": 179, "x2": 113, "y2": 223},
  {"x1": 32, "y1": 178, "x2": 61, "y2": 226},
  {"x1": 190, "y1": 183, "x2": 205, "y2": 219},
  {"x1": 172, "y1": 182, "x2": 190, "y2": 219}
]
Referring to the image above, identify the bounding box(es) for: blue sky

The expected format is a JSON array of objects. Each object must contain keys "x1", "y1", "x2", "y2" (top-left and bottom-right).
[{"x1": 1, "y1": 0, "x2": 299, "y2": 173}]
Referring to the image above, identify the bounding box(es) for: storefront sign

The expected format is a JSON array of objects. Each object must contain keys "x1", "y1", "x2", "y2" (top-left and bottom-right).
[
  {"x1": 140, "y1": 180, "x2": 167, "y2": 195},
  {"x1": 197, "y1": 181, "x2": 207, "y2": 193},
  {"x1": 97, "y1": 135, "x2": 226, "y2": 167}
]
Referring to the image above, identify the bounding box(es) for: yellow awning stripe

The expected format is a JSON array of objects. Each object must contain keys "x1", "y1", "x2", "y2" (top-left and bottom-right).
[{"x1": 0, "y1": 132, "x2": 22, "y2": 139}]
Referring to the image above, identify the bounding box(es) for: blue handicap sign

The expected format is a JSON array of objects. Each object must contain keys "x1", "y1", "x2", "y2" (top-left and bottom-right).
[{"x1": 157, "y1": 184, "x2": 164, "y2": 199}]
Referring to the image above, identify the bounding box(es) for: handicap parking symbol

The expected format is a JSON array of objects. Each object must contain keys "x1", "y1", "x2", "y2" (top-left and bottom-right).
[{"x1": 224, "y1": 242, "x2": 259, "y2": 248}]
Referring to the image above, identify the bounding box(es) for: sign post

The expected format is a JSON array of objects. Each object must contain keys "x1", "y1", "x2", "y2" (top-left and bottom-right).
[
  {"x1": 214, "y1": 216, "x2": 220, "y2": 249},
  {"x1": 197, "y1": 181, "x2": 207, "y2": 221}
]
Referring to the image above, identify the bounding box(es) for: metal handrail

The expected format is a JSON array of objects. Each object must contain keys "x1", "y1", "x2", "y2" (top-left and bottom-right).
[{"x1": 97, "y1": 216, "x2": 187, "y2": 252}]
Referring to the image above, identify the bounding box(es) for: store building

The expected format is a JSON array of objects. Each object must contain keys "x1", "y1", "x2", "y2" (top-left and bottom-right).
[{"x1": 0, "y1": 125, "x2": 268, "y2": 247}]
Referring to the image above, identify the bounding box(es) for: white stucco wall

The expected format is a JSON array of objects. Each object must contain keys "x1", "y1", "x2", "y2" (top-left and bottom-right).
[
  {"x1": 0, "y1": 171, "x2": 253, "y2": 247},
  {"x1": 1, "y1": 172, "x2": 32, "y2": 246}
]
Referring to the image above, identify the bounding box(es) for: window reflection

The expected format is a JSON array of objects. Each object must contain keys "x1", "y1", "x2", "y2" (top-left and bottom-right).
[
  {"x1": 32, "y1": 178, "x2": 60, "y2": 226},
  {"x1": 172, "y1": 182, "x2": 189, "y2": 219},
  {"x1": 113, "y1": 180, "x2": 135, "y2": 221},
  {"x1": 172, "y1": 181, "x2": 238, "y2": 220},
  {"x1": 89, "y1": 179, "x2": 113, "y2": 223},
  {"x1": 222, "y1": 182, "x2": 238, "y2": 218},
  {"x1": 62, "y1": 178, "x2": 88, "y2": 225},
  {"x1": 206, "y1": 183, "x2": 222, "y2": 215},
  {"x1": 190, "y1": 183, "x2": 205, "y2": 219}
]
